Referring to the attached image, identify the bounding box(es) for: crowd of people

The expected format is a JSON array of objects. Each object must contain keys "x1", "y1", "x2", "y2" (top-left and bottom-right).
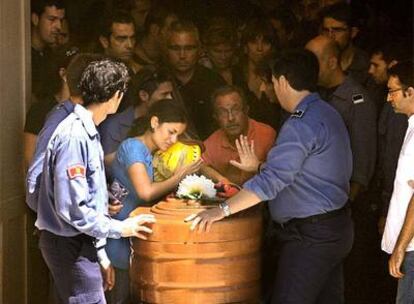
[{"x1": 25, "y1": 0, "x2": 413, "y2": 303}]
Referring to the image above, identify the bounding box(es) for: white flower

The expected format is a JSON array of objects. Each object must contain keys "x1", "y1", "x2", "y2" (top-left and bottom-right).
[{"x1": 176, "y1": 174, "x2": 217, "y2": 200}]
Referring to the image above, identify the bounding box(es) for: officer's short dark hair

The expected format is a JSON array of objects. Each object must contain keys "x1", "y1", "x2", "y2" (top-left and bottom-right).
[
  {"x1": 66, "y1": 53, "x2": 107, "y2": 97},
  {"x1": 100, "y1": 10, "x2": 135, "y2": 38},
  {"x1": 388, "y1": 61, "x2": 414, "y2": 89},
  {"x1": 79, "y1": 59, "x2": 130, "y2": 106},
  {"x1": 210, "y1": 85, "x2": 248, "y2": 111},
  {"x1": 320, "y1": 3, "x2": 357, "y2": 28},
  {"x1": 271, "y1": 49, "x2": 319, "y2": 92},
  {"x1": 31, "y1": 0, "x2": 65, "y2": 16},
  {"x1": 370, "y1": 40, "x2": 412, "y2": 64},
  {"x1": 125, "y1": 67, "x2": 173, "y2": 106}
]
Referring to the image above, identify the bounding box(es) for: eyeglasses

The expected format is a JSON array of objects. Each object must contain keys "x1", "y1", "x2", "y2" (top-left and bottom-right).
[
  {"x1": 387, "y1": 87, "x2": 404, "y2": 97},
  {"x1": 321, "y1": 27, "x2": 349, "y2": 35},
  {"x1": 215, "y1": 107, "x2": 243, "y2": 118}
]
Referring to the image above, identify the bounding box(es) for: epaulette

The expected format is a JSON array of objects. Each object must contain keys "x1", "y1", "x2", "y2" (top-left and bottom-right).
[
  {"x1": 291, "y1": 109, "x2": 304, "y2": 118},
  {"x1": 352, "y1": 94, "x2": 364, "y2": 104}
]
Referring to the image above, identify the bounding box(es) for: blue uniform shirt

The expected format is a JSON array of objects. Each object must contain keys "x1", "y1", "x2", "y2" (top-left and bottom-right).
[
  {"x1": 244, "y1": 93, "x2": 352, "y2": 224},
  {"x1": 26, "y1": 100, "x2": 74, "y2": 211},
  {"x1": 98, "y1": 106, "x2": 135, "y2": 155},
  {"x1": 106, "y1": 138, "x2": 153, "y2": 269},
  {"x1": 35, "y1": 104, "x2": 124, "y2": 239}
]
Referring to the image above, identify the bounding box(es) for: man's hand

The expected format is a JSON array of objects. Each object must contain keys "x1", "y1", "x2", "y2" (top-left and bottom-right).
[
  {"x1": 389, "y1": 248, "x2": 405, "y2": 279},
  {"x1": 229, "y1": 135, "x2": 261, "y2": 173},
  {"x1": 108, "y1": 199, "x2": 123, "y2": 216},
  {"x1": 185, "y1": 207, "x2": 225, "y2": 233},
  {"x1": 100, "y1": 264, "x2": 115, "y2": 291},
  {"x1": 121, "y1": 214, "x2": 156, "y2": 239}
]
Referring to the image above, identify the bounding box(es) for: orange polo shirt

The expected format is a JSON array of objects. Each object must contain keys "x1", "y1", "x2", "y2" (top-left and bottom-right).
[{"x1": 202, "y1": 118, "x2": 276, "y2": 185}]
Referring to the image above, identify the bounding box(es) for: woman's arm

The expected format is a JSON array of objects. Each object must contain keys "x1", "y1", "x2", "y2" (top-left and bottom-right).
[{"x1": 128, "y1": 160, "x2": 203, "y2": 202}]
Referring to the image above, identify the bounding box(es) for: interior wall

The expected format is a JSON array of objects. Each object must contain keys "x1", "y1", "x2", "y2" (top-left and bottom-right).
[{"x1": 0, "y1": 0, "x2": 30, "y2": 303}]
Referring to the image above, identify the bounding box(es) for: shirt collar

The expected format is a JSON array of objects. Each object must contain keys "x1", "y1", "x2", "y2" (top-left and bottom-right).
[
  {"x1": 74, "y1": 104, "x2": 98, "y2": 137},
  {"x1": 294, "y1": 92, "x2": 320, "y2": 113},
  {"x1": 408, "y1": 115, "x2": 414, "y2": 127}
]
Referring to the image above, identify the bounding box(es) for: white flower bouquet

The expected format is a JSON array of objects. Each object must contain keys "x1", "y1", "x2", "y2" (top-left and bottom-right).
[{"x1": 176, "y1": 174, "x2": 217, "y2": 200}]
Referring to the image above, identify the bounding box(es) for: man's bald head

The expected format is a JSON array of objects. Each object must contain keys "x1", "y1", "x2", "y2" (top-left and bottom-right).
[
  {"x1": 305, "y1": 35, "x2": 340, "y2": 63},
  {"x1": 305, "y1": 35, "x2": 342, "y2": 87}
]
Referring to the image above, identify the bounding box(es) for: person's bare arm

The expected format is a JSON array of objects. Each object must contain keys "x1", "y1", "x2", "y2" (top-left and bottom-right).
[
  {"x1": 389, "y1": 193, "x2": 414, "y2": 278},
  {"x1": 185, "y1": 188, "x2": 262, "y2": 232},
  {"x1": 128, "y1": 160, "x2": 202, "y2": 202}
]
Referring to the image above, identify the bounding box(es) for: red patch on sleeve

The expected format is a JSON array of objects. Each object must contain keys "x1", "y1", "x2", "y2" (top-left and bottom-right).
[{"x1": 67, "y1": 165, "x2": 86, "y2": 179}]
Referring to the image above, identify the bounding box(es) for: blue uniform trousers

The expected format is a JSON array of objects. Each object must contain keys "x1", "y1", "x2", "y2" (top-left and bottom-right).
[
  {"x1": 39, "y1": 230, "x2": 106, "y2": 304},
  {"x1": 271, "y1": 209, "x2": 354, "y2": 304}
]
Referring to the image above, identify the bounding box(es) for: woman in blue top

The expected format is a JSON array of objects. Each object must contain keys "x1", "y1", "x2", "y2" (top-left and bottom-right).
[{"x1": 106, "y1": 99, "x2": 202, "y2": 304}]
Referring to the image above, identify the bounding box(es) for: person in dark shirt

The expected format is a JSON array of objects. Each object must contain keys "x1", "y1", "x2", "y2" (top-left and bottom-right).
[
  {"x1": 306, "y1": 34, "x2": 377, "y2": 304},
  {"x1": 164, "y1": 20, "x2": 226, "y2": 140},
  {"x1": 320, "y1": 2, "x2": 370, "y2": 86},
  {"x1": 133, "y1": 3, "x2": 177, "y2": 66},
  {"x1": 367, "y1": 42, "x2": 410, "y2": 234},
  {"x1": 235, "y1": 17, "x2": 281, "y2": 131},
  {"x1": 99, "y1": 11, "x2": 143, "y2": 74},
  {"x1": 202, "y1": 20, "x2": 239, "y2": 86},
  {"x1": 31, "y1": 0, "x2": 65, "y2": 97},
  {"x1": 24, "y1": 46, "x2": 79, "y2": 169}
]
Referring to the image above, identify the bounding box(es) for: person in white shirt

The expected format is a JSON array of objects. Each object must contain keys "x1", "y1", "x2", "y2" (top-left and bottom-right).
[{"x1": 381, "y1": 60, "x2": 414, "y2": 304}]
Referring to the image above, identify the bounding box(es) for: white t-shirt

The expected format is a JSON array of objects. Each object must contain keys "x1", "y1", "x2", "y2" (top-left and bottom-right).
[{"x1": 382, "y1": 115, "x2": 414, "y2": 254}]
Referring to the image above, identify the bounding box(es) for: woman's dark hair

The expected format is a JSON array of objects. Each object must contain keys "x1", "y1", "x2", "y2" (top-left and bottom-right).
[{"x1": 128, "y1": 99, "x2": 187, "y2": 137}]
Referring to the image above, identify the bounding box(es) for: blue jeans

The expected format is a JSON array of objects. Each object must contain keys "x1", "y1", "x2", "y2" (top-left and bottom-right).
[
  {"x1": 397, "y1": 250, "x2": 414, "y2": 304},
  {"x1": 105, "y1": 267, "x2": 131, "y2": 304}
]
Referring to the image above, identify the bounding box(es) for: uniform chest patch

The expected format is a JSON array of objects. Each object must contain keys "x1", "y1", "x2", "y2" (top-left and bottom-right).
[
  {"x1": 352, "y1": 94, "x2": 364, "y2": 104},
  {"x1": 291, "y1": 110, "x2": 304, "y2": 118},
  {"x1": 67, "y1": 165, "x2": 86, "y2": 179}
]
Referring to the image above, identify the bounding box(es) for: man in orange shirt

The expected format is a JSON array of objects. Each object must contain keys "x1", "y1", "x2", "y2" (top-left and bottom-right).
[{"x1": 202, "y1": 85, "x2": 276, "y2": 186}]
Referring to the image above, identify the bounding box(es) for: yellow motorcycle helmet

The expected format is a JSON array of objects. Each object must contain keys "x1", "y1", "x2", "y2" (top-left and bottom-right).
[{"x1": 153, "y1": 141, "x2": 202, "y2": 181}]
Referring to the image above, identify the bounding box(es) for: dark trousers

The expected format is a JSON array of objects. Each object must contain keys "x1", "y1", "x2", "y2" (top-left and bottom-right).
[
  {"x1": 39, "y1": 230, "x2": 106, "y2": 304},
  {"x1": 271, "y1": 210, "x2": 354, "y2": 304}
]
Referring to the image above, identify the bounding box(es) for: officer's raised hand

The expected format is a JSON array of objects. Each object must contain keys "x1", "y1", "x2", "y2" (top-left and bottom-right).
[
  {"x1": 185, "y1": 207, "x2": 225, "y2": 233},
  {"x1": 229, "y1": 135, "x2": 261, "y2": 173},
  {"x1": 120, "y1": 214, "x2": 156, "y2": 239}
]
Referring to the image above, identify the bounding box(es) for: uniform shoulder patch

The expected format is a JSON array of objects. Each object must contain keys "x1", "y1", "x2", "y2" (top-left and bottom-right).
[
  {"x1": 352, "y1": 94, "x2": 364, "y2": 104},
  {"x1": 67, "y1": 165, "x2": 86, "y2": 179},
  {"x1": 291, "y1": 110, "x2": 304, "y2": 118}
]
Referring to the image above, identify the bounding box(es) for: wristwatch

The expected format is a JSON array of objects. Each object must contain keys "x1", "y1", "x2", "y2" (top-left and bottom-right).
[{"x1": 219, "y1": 201, "x2": 232, "y2": 217}]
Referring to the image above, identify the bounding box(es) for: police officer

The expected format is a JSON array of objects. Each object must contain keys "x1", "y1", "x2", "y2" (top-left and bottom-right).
[
  {"x1": 186, "y1": 49, "x2": 354, "y2": 304},
  {"x1": 306, "y1": 35, "x2": 377, "y2": 201},
  {"x1": 31, "y1": 59, "x2": 155, "y2": 303},
  {"x1": 306, "y1": 35, "x2": 377, "y2": 303}
]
